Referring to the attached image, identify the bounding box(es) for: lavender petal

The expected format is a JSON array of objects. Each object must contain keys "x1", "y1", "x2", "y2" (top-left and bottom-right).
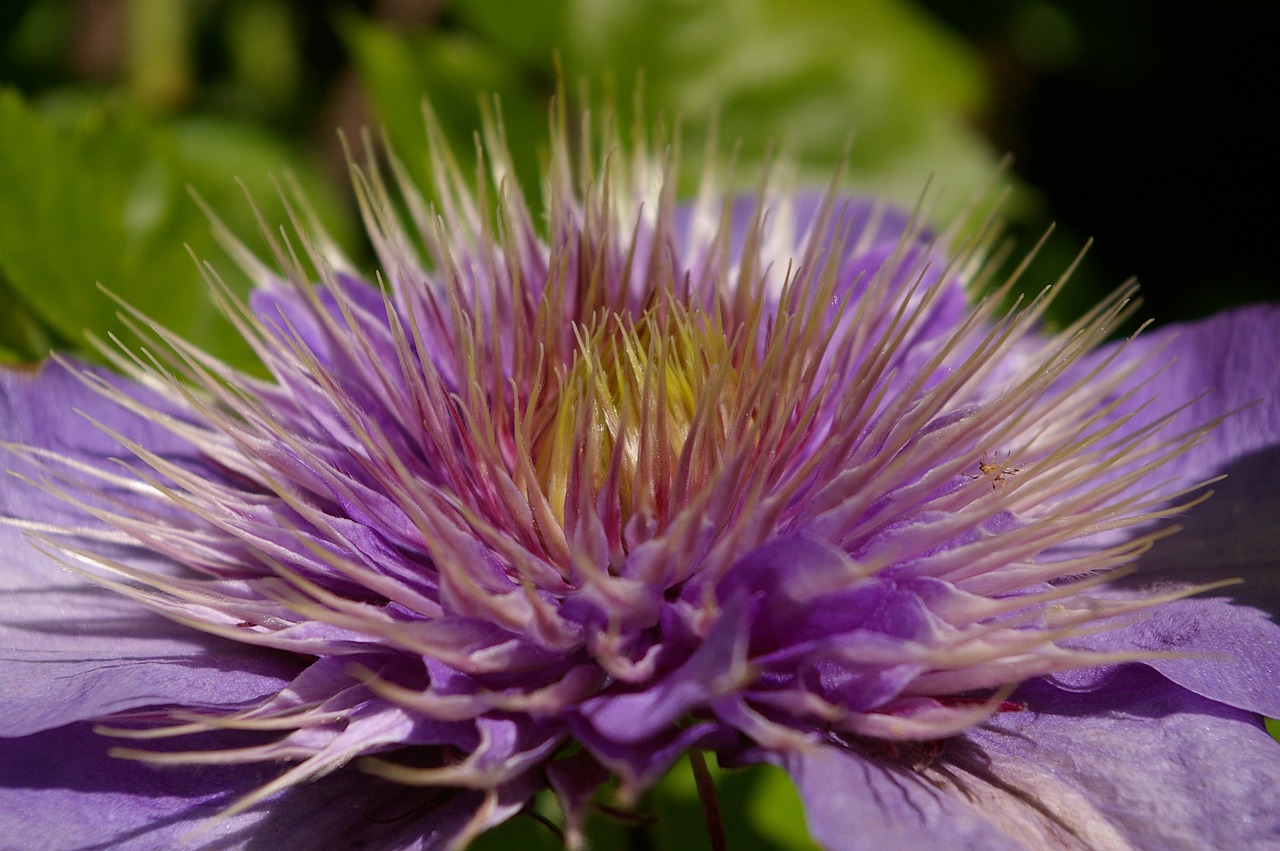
[
  {"x1": 1061, "y1": 594, "x2": 1280, "y2": 718},
  {"x1": 0, "y1": 722, "x2": 517, "y2": 851},
  {"x1": 963, "y1": 666, "x2": 1280, "y2": 850},
  {"x1": 778, "y1": 745, "x2": 1026, "y2": 851},
  {"x1": 0, "y1": 363, "x2": 302, "y2": 735},
  {"x1": 1115, "y1": 305, "x2": 1280, "y2": 615}
]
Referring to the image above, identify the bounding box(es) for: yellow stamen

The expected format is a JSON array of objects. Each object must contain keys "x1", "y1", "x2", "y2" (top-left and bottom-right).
[{"x1": 532, "y1": 302, "x2": 746, "y2": 529}]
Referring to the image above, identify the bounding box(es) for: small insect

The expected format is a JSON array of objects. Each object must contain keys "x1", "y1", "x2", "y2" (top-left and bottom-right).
[{"x1": 969, "y1": 452, "x2": 1020, "y2": 489}]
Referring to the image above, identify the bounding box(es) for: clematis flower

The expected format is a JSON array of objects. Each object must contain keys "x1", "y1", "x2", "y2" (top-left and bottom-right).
[{"x1": 2, "y1": 108, "x2": 1279, "y2": 851}]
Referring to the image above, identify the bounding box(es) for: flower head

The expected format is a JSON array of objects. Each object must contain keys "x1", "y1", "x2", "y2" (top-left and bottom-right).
[{"x1": 3, "y1": 108, "x2": 1280, "y2": 850}]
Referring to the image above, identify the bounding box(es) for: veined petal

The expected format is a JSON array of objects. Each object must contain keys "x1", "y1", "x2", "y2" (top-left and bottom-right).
[
  {"x1": 1105, "y1": 305, "x2": 1280, "y2": 616},
  {"x1": 776, "y1": 744, "x2": 1028, "y2": 851},
  {"x1": 1114, "y1": 304, "x2": 1280, "y2": 486},
  {"x1": 0, "y1": 722, "x2": 520, "y2": 851},
  {"x1": 1061, "y1": 594, "x2": 1280, "y2": 719},
  {"x1": 0, "y1": 363, "x2": 303, "y2": 736},
  {"x1": 779, "y1": 665, "x2": 1280, "y2": 850},
  {"x1": 963, "y1": 667, "x2": 1280, "y2": 850}
]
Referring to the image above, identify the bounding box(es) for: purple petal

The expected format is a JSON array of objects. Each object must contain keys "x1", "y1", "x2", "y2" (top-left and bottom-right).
[
  {"x1": 1062, "y1": 594, "x2": 1280, "y2": 719},
  {"x1": 1123, "y1": 304, "x2": 1280, "y2": 485},
  {"x1": 1101, "y1": 305, "x2": 1280, "y2": 616},
  {"x1": 1132, "y1": 445, "x2": 1280, "y2": 617},
  {"x1": 0, "y1": 722, "x2": 517, "y2": 850},
  {"x1": 546, "y1": 750, "x2": 611, "y2": 842},
  {"x1": 964, "y1": 667, "x2": 1280, "y2": 850},
  {"x1": 0, "y1": 363, "x2": 302, "y2": 735},
  {"x1": 781, "y1": 665, "x2": 1280, "y2": 850},
  {"x1": 575, "y1": 594, "x2": 750, "y2": 744},
  {"x1": 777, "y1": 745, "x2": 1026, "y2": 850},
  {"x1": 569, "y1": 718, "x2": 737, "y2": 794}
]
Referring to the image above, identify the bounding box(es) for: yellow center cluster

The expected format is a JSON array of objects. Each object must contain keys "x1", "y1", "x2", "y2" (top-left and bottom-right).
[{"x1": 533, "y1": 301, "x2": 745, "y2": 528}]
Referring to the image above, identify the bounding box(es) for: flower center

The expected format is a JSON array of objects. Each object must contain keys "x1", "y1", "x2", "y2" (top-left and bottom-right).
[{"x1": 532, "y1": 301, "x2": 747, "y2": 530}]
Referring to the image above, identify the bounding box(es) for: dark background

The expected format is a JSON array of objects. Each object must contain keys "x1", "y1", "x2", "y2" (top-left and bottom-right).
[{"x1": 921, "y1": 0, "x2": 1277, "y2": 323}]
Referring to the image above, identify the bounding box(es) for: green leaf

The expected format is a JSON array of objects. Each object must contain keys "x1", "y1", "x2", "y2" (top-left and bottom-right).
[
  {"x1": 468, "y1": 756, "x2": 815, "y2": 849},
  {"x1": 0, "y1": 89, "x2": 352, "y2": 368},
  {"x1": 451, "y1": 0, "x2": 570, "y2": 65},
  {"x1": 349, "y1": 0, "x2": 1003, "y2": 221},
  {"x1": 0, "y1": 91, "x2": 134, "y2": 357},
  {"x1": 0, "y1": 269, "x2": 61, "y2": 361},
  {"x1": 560, "y1": 0, "x2": 999, "y2": 213},
  {"x1": 648, "y1": 756, "x2": 816, "y2": 850}
]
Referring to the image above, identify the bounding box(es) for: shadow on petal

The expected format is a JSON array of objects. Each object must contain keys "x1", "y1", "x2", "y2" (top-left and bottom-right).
[
  {"x1": 0, "y1": 722, "x2": 503, "y2": 851},
  {"x1": 956, "y1": 666, "x2": 1280, "y2": 849},
  {"x1": 1127, "y1": 444, "x2": 1280, "y2": 619}
]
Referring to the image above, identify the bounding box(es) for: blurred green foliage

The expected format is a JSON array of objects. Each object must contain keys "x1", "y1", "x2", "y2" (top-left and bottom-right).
[
  {"x1": 351, "y1": 0, "x2": 998, "y2": 206},
  {"x1": 0, "y1": 89, "x2": 353, "y2": 366},
  {"x1": 471, "y1": 756, "x2": 818, "y2": 851}
]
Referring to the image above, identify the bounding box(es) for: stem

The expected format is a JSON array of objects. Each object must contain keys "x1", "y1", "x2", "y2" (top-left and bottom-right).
[
  {"x1": 523, "y1": 805, "x2": 565, "y2": 841},
  {"x1": 688, "y1": 750, "x2": 726, "y2": 851}
]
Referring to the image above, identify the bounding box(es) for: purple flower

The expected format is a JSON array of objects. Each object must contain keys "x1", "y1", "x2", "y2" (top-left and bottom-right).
[{"x1": 2, "y1": 114, "x2": 1279, "y2": 850}]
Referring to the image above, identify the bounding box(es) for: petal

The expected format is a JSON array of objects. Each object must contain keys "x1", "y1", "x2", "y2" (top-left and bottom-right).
[
  {"x1": 778, "y1": 665, "x2": 1280, "y2": 850},
  {"x1": 1065, "y1": 594, "x2": 1280, "y2": 719},
  {"x1": 1102, "y1": 305, "x2": 1280, "y2": 616},
  {"x1": 569, "y1": 718, "x2": 737, "y2": 796},
  {"x1": 0, "y1": 585, "x2": 300, "y2": 736},
  {"x1": 777, "y1": 745, "x2": 1026, "y2": 850},
  {"x1": 575, "y1": 597, "x2": 749, "y2": 744},
  {"x1": 1132, "y1": 444, "x2": 1280, "y2": 617},
  {"x1": 0, "y1": 362, "x2": 302, "y2": 735},
  {"x1": 0, "y1": 722, "x2": 517, "y2": 850},
  {"x1": 961, "y1": 667, "x2": 1280, "y2": 850},
  {"x1": 1125, "y1": 304, "x2": 1280, "y2": 485}
]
